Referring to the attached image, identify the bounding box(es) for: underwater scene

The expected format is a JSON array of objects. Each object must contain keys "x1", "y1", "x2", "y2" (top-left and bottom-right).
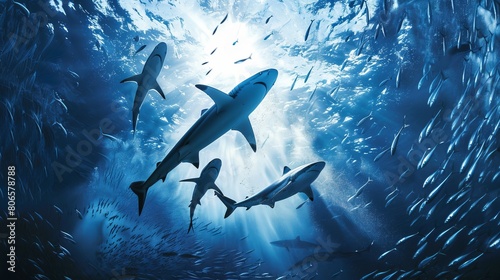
[{"x1": 1, "y1": 0, "x2": 499, "y2": 279}]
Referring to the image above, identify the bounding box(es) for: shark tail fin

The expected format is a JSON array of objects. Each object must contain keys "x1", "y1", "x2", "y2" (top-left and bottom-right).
[
  {"x1": 214, "y1": 191, "x2": 236, "y2": 218},
  {"x1": 187, "y1": 220, "x2": 194, "y2": 233},
  {"x1": 132, "y1": 109, "x2": 139, "y2": 132},
  {"x1": 130, "y1": 181, "x2": 148, "y2": 215}
]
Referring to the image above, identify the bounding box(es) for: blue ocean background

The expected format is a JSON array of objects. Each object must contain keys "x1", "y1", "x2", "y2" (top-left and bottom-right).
[{"x1": 1, "y1": 0, "x2": 499, "y2": 279}]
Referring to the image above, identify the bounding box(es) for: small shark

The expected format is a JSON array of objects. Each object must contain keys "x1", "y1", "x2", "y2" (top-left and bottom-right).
[
  {"x1": 180, "y1": 158, "x2": 223, "y2": 233},
  {"x1": 129, "y1": 69, "x2": 278, "y2": 215},
  {"x1": 120, "y1": 42, "x2": 167, "y2": 131},
  {"x1": 270, "y1": 236, "x2": 320, "y2": 251},
  {"x1": 216, "y1": 161, "x2": 325, "y2": 218},
  {"x1": 289, "y1": 241, "x2": 374, "y2": 271}
]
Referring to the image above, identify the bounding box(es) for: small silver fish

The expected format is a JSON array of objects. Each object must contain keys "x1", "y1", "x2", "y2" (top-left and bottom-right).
[
  {"x1": 265, "y1": 15, "x2": 273, "y2": 24},
  {"x1": 234, "y1": 54, "x2": 252, "y2": 64},
  {"x1": 304, "y1": 19, "x2": 314, "y2": 41},
  {"x1": 134, "y1": 44, "x2": 147, "y2": 55}
]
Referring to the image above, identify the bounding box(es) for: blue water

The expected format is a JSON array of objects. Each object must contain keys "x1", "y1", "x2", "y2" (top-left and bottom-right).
[{"x1": 1, "y1": 0, "x2": 499, "y2": 279}]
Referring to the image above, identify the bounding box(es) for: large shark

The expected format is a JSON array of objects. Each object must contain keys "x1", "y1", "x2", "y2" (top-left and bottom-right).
[
  {"x1": 129, "y1": 69, "x2": 279, "y2": 215},
  {"x1": 270, "y1": 236, "x2": 321, "y2": 252},
  {"x1": 120, "y1": 42, "x2": 167, "y2": 131},
  {"x1": 180, "y1": 158, "x2": 223, "y2": 233},
  {"x1": 215, "y1": 161, "x2": 326, "y2": 218}
]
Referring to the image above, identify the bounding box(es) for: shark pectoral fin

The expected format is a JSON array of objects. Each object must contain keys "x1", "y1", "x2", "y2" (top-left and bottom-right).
[
  {"x1": 201, "y1": 108, "x2": 208, "y2": 116},
  {"x1": 120, "y1": 74, "x2": 142, "y2": 84},
  {"x1": 210, "y1": 183, "x2": 223, "y2": 195},
  {"x1": 153, "y1": 80, "x2": 166, "y2": 99},
  {"x1": 195, "y1": 84, "x2": 232, "y2": 113},
  {"x1": 283, "y1": 166, "x2": 291, "y2": 175},
  {"x1": 180, "y1": 178, "x2": 200, "y2": 184},
  {"x1": 233, "y1": 118, "x2": 257, "y2": 152},
  {"x1": 302, "y1": 185, "x2": 314, "y2": 201}
]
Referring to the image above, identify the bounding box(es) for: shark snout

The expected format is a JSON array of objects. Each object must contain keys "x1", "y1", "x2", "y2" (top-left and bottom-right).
[
  {"x1": 254, "y1": 69, "x2": 278, "y2": 92},
  {"x1": 207, "y1": 158, "x2": 222, "y2": 170},
  {"x1": 264, "y1": 68, "x2": 278, "y2": 88},
  {"x1": 152, "y1": 42, "x2": 168, "y2": 61},
  {"x1": 155, "y1": 42, "x2": 167, "y2": 53},
  {"x1": 308, "y1": 161, "x2": 326, "y2": 172}
]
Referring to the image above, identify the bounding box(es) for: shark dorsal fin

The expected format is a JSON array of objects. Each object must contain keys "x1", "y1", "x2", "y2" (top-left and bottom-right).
[
  {"x1": 283, "y1": 166, "x2": 291, "y2": 175},
  {"x1": 195, "y1": 84, "x2": 232, "y2": 113}
]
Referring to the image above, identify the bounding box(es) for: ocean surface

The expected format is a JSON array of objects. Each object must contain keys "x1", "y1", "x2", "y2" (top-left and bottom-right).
[{"x1": 1, "y1": 0, "x2": 499, "y2": 279}]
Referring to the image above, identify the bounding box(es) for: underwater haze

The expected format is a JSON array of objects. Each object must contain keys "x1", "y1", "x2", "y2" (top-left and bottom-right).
[{"x1": 1, "y1": 0, "x2": 499, "y2": 279}]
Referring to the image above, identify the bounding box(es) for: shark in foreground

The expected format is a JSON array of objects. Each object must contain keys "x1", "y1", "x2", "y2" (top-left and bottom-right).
[
  {"x1": 120, "y1": 42, "x2": 167, "y2": 131},
  {"x1": 180, "y1": 158, "x2": 223, "y2": 233},
  {"x1": 215, "y1": 161, "x2": 326, "y2": 218},
  {"x1": 130, "y1": 69, "x2": 279, "y2": 215},
  {"x1": 270, "y1": 236, "x2": 321, "y2": 252}
]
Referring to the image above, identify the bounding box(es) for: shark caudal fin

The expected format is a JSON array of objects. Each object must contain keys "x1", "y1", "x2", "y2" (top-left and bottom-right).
[
  {"x1": 214, "y1": 191, "x2": 236, "y2": 218},
  {"x1": 187, "y1": 221, "x2": 194, "y2": 234},
  {"x1": 130, "y1": 181, "x2": 148, "y2": 215},
  {"x1": 187, "y1": 202, "x2": 196, "y2": 234}
]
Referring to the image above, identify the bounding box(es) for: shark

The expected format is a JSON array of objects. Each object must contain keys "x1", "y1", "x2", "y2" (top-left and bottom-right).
[
  {"x1": 120, "y1": 42, "x2": 167, "y2": 131},
  {"x1": 129, "y1": 69, "x2": 278, "y2": 215},
  {"x1": 180, "y1": 158, "x2": 223, "y2": 233},
  {"x1": 215, "y1": 161, "x2": 326, "y2": 218},
  {"x1": 270, "y1": 236, "x2": 320, "y2": 252}
]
